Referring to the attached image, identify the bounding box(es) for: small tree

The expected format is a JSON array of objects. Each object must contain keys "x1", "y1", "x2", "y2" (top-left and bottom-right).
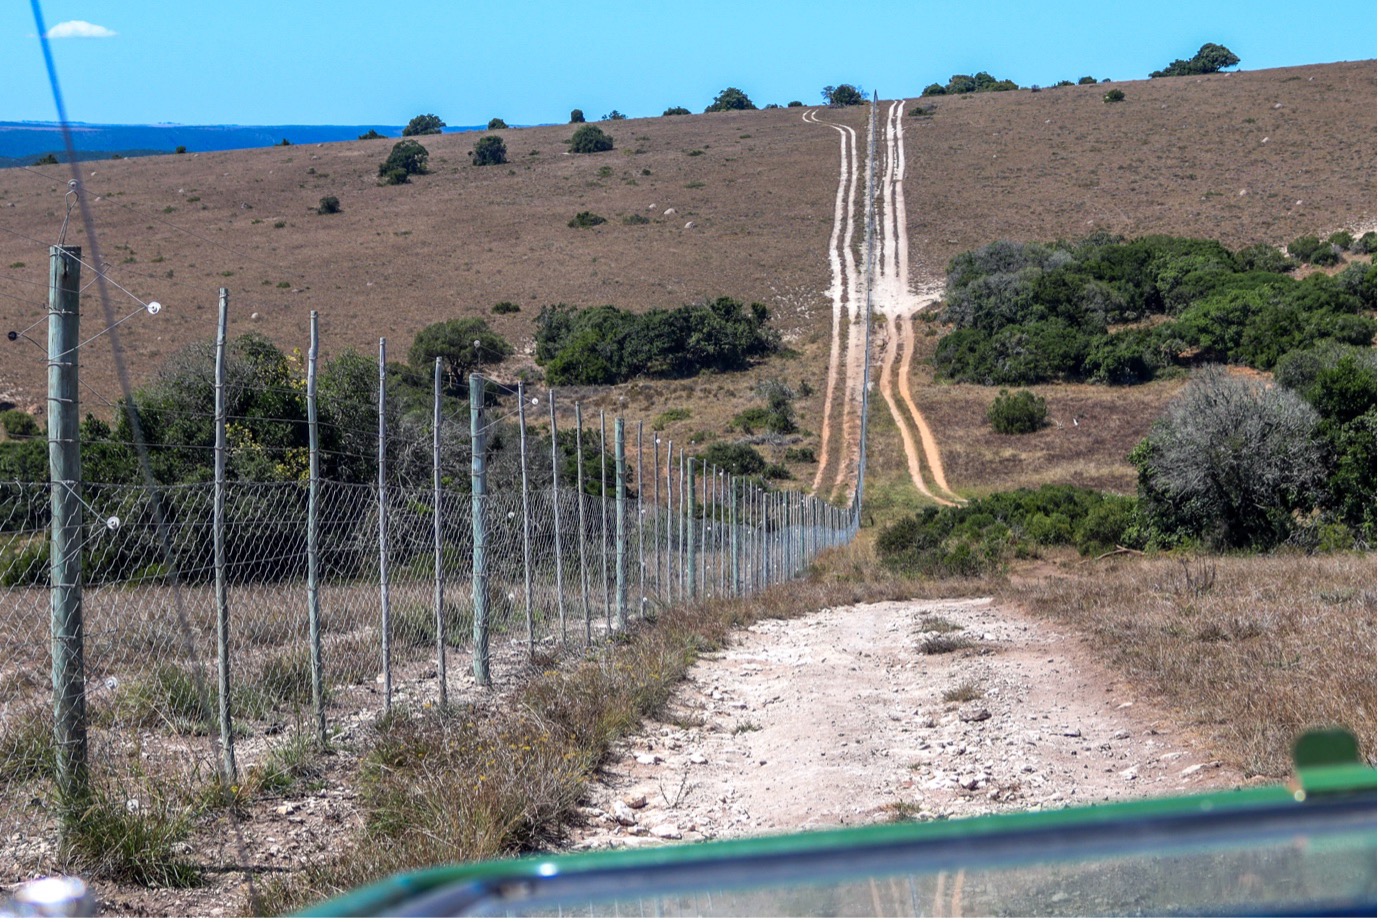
[
  {"x1": 705, "y1": 87, "x2": 756, "y2": 112},
  {"x1": 316, "y1": 195, "x2": 341, "y2": 214},
  {"x1": 569, "y1": 109, "x2": 585, "y2": 123},
  {"x1": 1150, "y1": 43, "x2": 1239, "y2": 78},
  {"x1": 403, "y1": 114, "x2": 445, "y2": 136},
  {"x1": 786, "y1": 100, "x2": 804, "y2": 107},
  {"x1": 987, "y1": 389, "x2": 1048, "y2": 433},
  {"x1": 487, "y1": 117, "x2": 508, "y2": 130},
  {"x1": 662, "y1": 106, "x2": 691, "y2": 116},
  {"x1": 822, "y1": 84, "x2": 865, "y2": 107},
  {"x1": 603, "y1": 110, "x2": 627, "y2": 120},
  {"x1": 568, "y1": 124, "x2": 614, "y2": 154},
  {"x1": 1077, "y1": 76, "x2": 1097, "y2": 85},
  {"x1": 408, "y1": 318, "x2": 513, "y2": 393},
  {"x1": 1103, "y1": 88, "x2": 1126, "y2": 103},
  {"x1": 471, "y1": 135, "x2": 507, "y2": 166},
  {"x1": 1132, "y1": 367, "x2": 1323, "y2": 549},
  {"x1": 358, "y1": 129, "x2": 384, "y2": 140},
  {"x1": 378, "y1": 139, "x2": 429, "y2": 184}
]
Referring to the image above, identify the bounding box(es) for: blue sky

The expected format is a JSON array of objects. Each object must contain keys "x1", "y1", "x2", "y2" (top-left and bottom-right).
[{"x1": 4, "y1": 1, "x2": 1376, "y2": 126}]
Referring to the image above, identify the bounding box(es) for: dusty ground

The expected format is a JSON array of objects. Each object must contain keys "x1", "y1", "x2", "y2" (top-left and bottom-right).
[{"x1": 569, "y1": 597, "x2": 1240, "y2": 850}]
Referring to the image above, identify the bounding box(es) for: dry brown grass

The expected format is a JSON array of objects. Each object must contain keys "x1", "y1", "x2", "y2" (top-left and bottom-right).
[{"x1": 1005, "y1": 551, "x2": 1377, "y2": 778}]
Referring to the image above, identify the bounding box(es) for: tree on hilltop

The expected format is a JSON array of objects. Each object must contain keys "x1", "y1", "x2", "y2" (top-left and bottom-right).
[
  {"x1": 705, "y1": 87, "x2": 756, "y2": 112},
  {"x1": 403, "y1": 113, "x2": 445, "y2": 136},
  {"x1": 1150, "y1": 43, "x2": 1240, "y2": 78},
  {"x1": 822, "y1": 84, "x2": 865, "y2": 107}
]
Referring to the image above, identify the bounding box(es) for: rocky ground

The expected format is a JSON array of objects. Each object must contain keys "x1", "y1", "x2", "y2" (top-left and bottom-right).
[{"x1": 568, "y1": 597, "x2": 1241, "y2": 849}]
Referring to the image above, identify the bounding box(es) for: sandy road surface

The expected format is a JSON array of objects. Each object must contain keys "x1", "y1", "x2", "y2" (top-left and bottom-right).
[{"x1": 571, "y1": 597, "x2": 1241, "y2": 850}]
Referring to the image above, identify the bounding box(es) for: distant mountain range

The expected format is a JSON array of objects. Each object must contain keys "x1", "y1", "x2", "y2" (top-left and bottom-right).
[{"x1": 0, "y1": 121, "x2": 486, "y2": 167}]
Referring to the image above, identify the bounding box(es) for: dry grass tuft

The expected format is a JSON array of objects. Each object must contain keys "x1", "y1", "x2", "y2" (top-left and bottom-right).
[
  {"x1": 942, "y1": 681, "x2": 984, "y2": 703},
  {"x1": 1008, "y1": 552, "x2": 1376, "y2": 777},
  {"x1": 919, "y1": 634, "x2": 975, "y2": 655}
]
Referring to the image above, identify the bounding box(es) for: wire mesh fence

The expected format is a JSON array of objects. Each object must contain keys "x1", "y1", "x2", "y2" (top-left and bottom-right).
[{"x1": 0, "y1": 350, "x2": 857, "y2": 882}]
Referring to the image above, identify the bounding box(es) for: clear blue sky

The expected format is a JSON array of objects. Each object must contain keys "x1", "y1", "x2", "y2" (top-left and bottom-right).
[{"x1": 3, "y1": 1, "x2": 1376, "y2": 126}]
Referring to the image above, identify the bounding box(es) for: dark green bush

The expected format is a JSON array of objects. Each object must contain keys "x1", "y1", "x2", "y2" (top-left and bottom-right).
[
  {"x1": 697, "y1": 442, "x2": 767, "y2": 476},
  {"x1": 487, "y1": 118, "x2": 508, "y2": 130},
  {"x1": 567, "y1": 211, "x2": 606, "y2": 228},
  {"x1": 783, "y1": 446, "x2": 817, "y2": 463},
  {"x1": 569, "y1": 109, "x2": 585, "y2": 123},
  {"x1": 316, "y1": 196, "x2": 341, "y2": 215},
  {"x1": 822, "y1": 84, "x2": 865, "y2": 106},
  {"x1": 568, "y1": 125, "x2": 613, "y2": 153},
  {"x1": 408, "y1": 317, "x2": 513, "y2": 392},
  {"x1": 402, "y1": 114, "x2": 445, "y2": 136},
  {"x1": 1103, "y1": 89, "x2": 1126, "y2": 103},
  {"x1": 1150, "y1": 43, "x2": 1239, "y2": 78},
  {"x1": 1287, "y1": 234, "x2": 1340, "y2": 266},
  {"x1": 705, "y1": 87, "x2": 756, "y2": 112},
  {"x1": 662, "y1": 106, "x2": 691, "y2": 116},
  {"x1": 358, "y1": 129, "x2": 384, "y2": 140},
  {"x1": 622, "y1": 214, "x2": 650, "y2": 225},
  {"x1": 1352, "y1": 231, "x2": 1376, "y2": 254},
  {"x1": 490, "y1": 301, "x2": 520, "y2": 315},
  {"x1": 987, "y1": 389, "x2": 1048, "y2": 433},
  {"x1": 471, "y1": 135, "x2": 507, "y2": 166},
  {"x1": 1, "y1": 409, "x2": 39, "y2": 438},
  {"x1": 378, "y1": 140, "x2": 429, "y2": 184}
]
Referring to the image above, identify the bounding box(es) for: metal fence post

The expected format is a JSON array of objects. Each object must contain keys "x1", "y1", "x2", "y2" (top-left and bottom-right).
[
  {"x1": 47, "y1": 244, "x2": 87, "y2": 807},
  {"x1": 687, "y1": 457, "x2": 697, "y2": 600},
  {"x1": 548, "y1": 392, "x2": 566, "y2": 644},
  {"x1": 665, "y1": 441, "x2": 674, "y2": 602},
  {"x1": 306, "y1": 310, "x2": 326, "y2": 745},
  {"x1": 636, "y1": 421, "x2": 645, "y2": 619},
  {"x1": 432, "y1": 357, "x2": 447, "y2": 707},
  {"x1": 599, "y1": 411, "x2": 610, "y2": 632},
  {"x1": 518, "y1": 383, "x2": 533, "y2": 658},
  {"x1": 730, "y1": 476, "x2": 740, "y2": 597},
  {"x1": 213, "y1": 288, "x2": 235, "y2": 781},
  {"x1": 574, "y1": 403, "x2": 591, "y2": 643},
  {"x1": 378, "y1": 338, "x2": 392, "y2": 714},
  {"x1": 614, "y1": 417, "x2": 627, "y2": 631},
  {"x1": 652, "y1": 433, "x2": 660, "y2": 601},
  {"x1": 470, "y1": 373, "x2": 490, "y2": 687}
]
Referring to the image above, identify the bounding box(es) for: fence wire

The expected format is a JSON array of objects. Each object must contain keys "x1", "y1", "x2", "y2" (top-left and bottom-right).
[{"x1": 0, "y1": 375, "x2": 856, "y2": 884}]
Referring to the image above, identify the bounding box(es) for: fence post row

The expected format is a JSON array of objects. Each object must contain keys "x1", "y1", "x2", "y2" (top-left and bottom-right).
[{"x1": 599, "y1": 411, "x2": 610, "y2": 632}]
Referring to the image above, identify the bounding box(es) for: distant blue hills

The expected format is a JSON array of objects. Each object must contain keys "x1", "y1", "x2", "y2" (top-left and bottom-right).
[{"x1": 0, "y1": 121, "x2": 486, "y2": 167}]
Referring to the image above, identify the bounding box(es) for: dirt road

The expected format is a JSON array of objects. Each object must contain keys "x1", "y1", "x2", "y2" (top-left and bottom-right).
[
  {"x1": 807, "y1": 101, "x2": 961, "y2": 505},
  {"x1": 571, "y1": 596, "x2": 1241, "y2": 848}
]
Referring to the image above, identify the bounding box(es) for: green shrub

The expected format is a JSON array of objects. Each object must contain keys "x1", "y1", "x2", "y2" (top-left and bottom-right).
[
  {"x1": 403, "y1": 114, "x2": 445, "y2": 136},
  {"x1": 697, "y1": 442, "x2": 767, "y2": 476},
  {"x1": 358, "y1": 129, "x2": 384, "y2": 140},
  {"x1": 662, "y1": 106, "x2": 691, "y2": 116},
  {"x1": 567, "y1": 211, "x2": 606, "y2": 228},
  {"x1": 471, "y1": 135, "x2": 507, "y2": 166},
  {"x1": 622, "y1": 213, "x2": 650, "y2": 225},
  {"x1": 652, "y1": 408, "x2": 690, "y2": 430},
  {"x1": 568, "y1": 125, "x2": 613, "y2": 153},
  {"x1": 316, "y1": 195, "x2": 341, "y2": 215},
  {"x1": 1149, "y1": 42, "x2": 1239, "y2": 78},
  {"x1": 487, "y1": 117, "x2": 508, "y2": 130},
  {"x1": 1103, "y1": 89, "x2": 1126, "y2": 103},
  {"x1": 569, "y1": 109, "x2": 585, "y2": 123},
  {"x1": 1, "y1": 409, "x2": 40, "y2": 438},
  {"x1": 987, "y1": 389, "x2": 1048, "y2": 433},
  {"x1": 1352, "y1": 231, "x2": 1376, "y2": 254},
  {"x1": 705, "y1": 87, "x2": 756, "y2": 112},
  {"x1": 1287, "y1": 234, "x2": 1340, "y2": 266},
  {"x1": 1077, "y1": 76, "x2": 1097, "y2": 85},
  {"x1": 378, "y1": 140, "x2": 429, "y2": 184},
  {"x1": 783, "y1": 446, "x2": 817, "y2": 463},
  {"x1": 490, "y1": 301, "x2": 520, "y2": 315},
  {"x1": 63, "y1": 789, "x2": 201, "y2": 887},
  {"x1": 408, "y1": 317, "x2": 513, "y2": 392},
  {"x1": 1327, "y1": 231, "x2": 1354, "y2": 250},
  {"x1": 822, "y1": 84, "x2": 865, "y2": 107}
]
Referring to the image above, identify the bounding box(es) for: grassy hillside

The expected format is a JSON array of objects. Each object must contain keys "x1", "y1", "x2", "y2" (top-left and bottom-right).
[{"x1": 0, "y1": 61, "x2": 1373, "y2": 498}]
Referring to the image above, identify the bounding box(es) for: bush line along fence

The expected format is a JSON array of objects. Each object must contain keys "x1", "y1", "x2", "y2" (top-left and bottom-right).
[{"x1": 0, "y1": 249, "x2": 857, "y2": 881}]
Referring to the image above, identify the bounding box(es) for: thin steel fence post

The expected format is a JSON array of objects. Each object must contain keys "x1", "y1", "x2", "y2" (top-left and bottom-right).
[
  {"x1": 575, "y1": 403, "x2": 591, "y2": 644},
  {"x1": 470, "y1": 373, "x2": 490, "y2": 687},
  {"x1": 599, "y1": 411, "x2": 610, "y2": 632},
  {"x1": 614, "y1": 417, "x2": 627, "y2": 631},
  {"x1": 518, "y1": 383, "x2": 533, "y2": 658},
  {"x1": 548, "y1": 392, "x2": 566, "y2": 644},
  {"x1": 432, "y1": 357, "x2": 447, "y2": 707},
  {"x1": 213, "y1": 288, "x2": 235, "y2": 781},
  {"x1": 378, "y1": 338, "x2": 392, "y2": 714},
  {"x1": 306, "y1": 310, "x2": 326, "y2": 745}
]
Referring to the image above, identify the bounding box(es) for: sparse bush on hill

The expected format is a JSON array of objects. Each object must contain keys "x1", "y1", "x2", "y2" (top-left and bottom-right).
[
  {"x1": 1, "y1": 409, "x2": 40, "y2": 438},
  {"x1": 662, "y1": 106, "x2": 691, "y2": 116},
  {"x1": 358, "y1": 129, "x2": 384, "y2": 140},
  {"x1": 697, "y1": 442, "x2": 768, "y2": 477},
  {"x1": 822, "y1": 84, "x2": 865, "y2": 107},
  {"x1": 1077, "y1": 76, "x2": 1097, "y2": 85},
  {"x1": 786, "y1": 100, "x2": 804, "y2": 108},
  {"x1": 705, "y1": 87, "x2": 756, "y2": 112},
  {"x1": 651, "y1": 408, "x2": 690, "y2": 430},
  {"x1": 1353, "y1": 231, "x2": 1377, "y2": 254},
  {"x1": 316, "y1": 196, "x2": 341, "y2": 215},
  {"x1": 490, "y1": 301, "x2": 520, "y2": 315},
  {"x1": 535, "y1": 298, "x2": 779, "y2": 386},
  {"x1": 567, "y1": 211, "x2": 606, "y2": 228},
  {"x1": 378, "y1": 139, "x2": 429, "y2": 185},
  {"x1": 471, "y1": 135, "x2": 507, "y2": 166},
  {"x1": 402, "y1": 114, "x2": 445, "y2": 136},
  {"x1": 569, "y1": 109, "x2": 585, "y2": 124},
  {"x1": 1103, "y1": 89, "x2": 1126, "y2": 103},
  {"x1": 1150, "y1": 42, "x2": 1239, "y2": 78},
  {"x1": 1287, "y1": 234, "x2": 1341, "y2": 266},
  {"x1": 568, "y1": 124, "x2": 613, "y2": 153},
  {"x1": 922, "y1": 72, "x2": 1019, "y2": 96},
  {"x1": 487, "y1": 118, "x2": 508, "y2": 130},
  {"x1": 603, "y1": 110, "x2": 627, "y2": 120},
  {"x1": 987, "y1": 389, "x2": 1048, "y2": 433}
]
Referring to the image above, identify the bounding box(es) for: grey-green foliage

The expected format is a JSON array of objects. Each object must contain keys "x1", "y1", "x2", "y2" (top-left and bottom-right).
[
  {"x1": 1131, "y1": 366, "x2": 1323, "y2": 549},
  {"x1": 568, "y1": 124, "x2": 613, "y2": 153}
]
